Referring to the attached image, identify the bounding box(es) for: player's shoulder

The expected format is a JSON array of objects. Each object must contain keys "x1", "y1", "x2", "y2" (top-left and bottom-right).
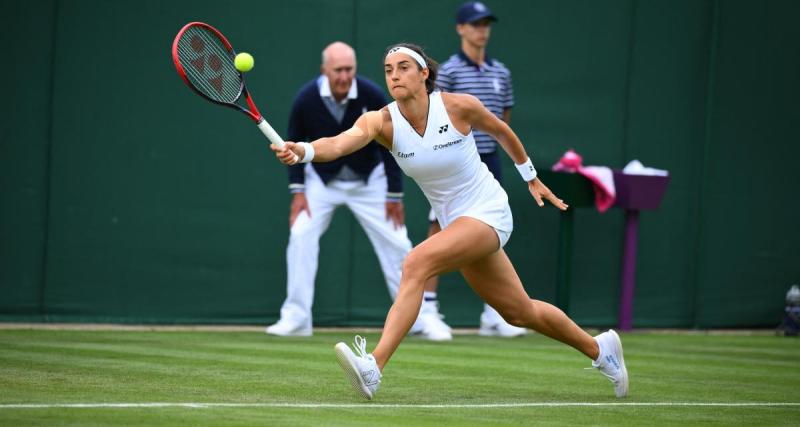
[{"x1": 440, "y1": 91, "x2": 481, "y2": 110}]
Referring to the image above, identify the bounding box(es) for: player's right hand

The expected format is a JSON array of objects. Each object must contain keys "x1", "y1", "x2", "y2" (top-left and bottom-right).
[{"x1": 271, "y1": 142, "x2": 302, "y2": 165}]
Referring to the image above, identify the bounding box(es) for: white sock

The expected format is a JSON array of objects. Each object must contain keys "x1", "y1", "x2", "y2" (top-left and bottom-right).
[{"x1": 593, "y1": 336, "x2": 605, "y2": 364}]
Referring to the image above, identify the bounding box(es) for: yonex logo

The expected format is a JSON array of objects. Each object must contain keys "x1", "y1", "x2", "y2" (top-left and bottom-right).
[
  {"x1": 438, "y1": 124, "x2": 449, "y2": 133},
  {"x1": 186, "y1": 34, "x2": 225, "y2": 94}
]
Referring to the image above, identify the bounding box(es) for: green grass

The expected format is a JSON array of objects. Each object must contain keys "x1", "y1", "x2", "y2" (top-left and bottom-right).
[{"x1": 1, "y1": 329, "x2": 799, "y2": 426}]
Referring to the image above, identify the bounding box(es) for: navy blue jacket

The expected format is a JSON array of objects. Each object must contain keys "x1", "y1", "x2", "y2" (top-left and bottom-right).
[{"x1": 287, "y1": 76, "x2": 402, "y2": 196}]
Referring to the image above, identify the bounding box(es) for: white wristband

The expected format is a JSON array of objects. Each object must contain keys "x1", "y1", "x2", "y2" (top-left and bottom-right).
[
  {"x1": 298, "y1": 142, "x2": 315, "y2": 163},
  {"x1": 515, "y1": 157, "x2": 537, "y2": 182}
]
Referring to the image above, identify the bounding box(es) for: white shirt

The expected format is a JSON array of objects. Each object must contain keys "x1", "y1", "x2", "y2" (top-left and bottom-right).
[
  {"x1": 318, "y1": 75, "x2": 358, "y2": 124},
  {"x1": 387, "y1": 91, "x2": 512, "y2": 232}
]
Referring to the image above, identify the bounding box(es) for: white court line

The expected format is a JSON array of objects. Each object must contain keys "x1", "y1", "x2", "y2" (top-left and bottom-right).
[{"x1": 1, "y1": 402, "x2": 799, "y2": 409}]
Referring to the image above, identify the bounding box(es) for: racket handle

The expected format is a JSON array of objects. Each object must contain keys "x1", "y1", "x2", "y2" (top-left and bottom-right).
[
  {"x1": 257, "y1": 118, "x2": 300, "y2": 163},
  {"x1": 257, "y1": 118, "x2": 285, "y2": 147}
]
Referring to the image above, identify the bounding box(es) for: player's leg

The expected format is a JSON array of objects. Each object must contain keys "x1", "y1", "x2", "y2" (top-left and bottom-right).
[
  {"x1": 460, "y1": 248, "x2": 597, "y2": 355},
  {"x1": 423, "y1": 211, "x2": 441, "y2": 297},
  {"x1": 475, "y1": 151, "x2": 526, "y2": 337},
  {"x1": 345, "y1": 166, "x2": 445, "y2": 338},
  {"x1": 460, "y1": 248, "x2": 628, "y2": 397},
  {"x1": 267, "y1": 167, "x2": 340, "y2": 336},
  {"x1": 415, "y1": 215, "x2": 453, "y2": 340},
  {"x1": 371, "y1": 216, "x2": 501, "y2": 368}
]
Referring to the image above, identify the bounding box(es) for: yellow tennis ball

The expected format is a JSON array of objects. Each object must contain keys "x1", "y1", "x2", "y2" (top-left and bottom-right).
[{"x1": 234, "y1": 52, "x2": 254, "y2": 72}]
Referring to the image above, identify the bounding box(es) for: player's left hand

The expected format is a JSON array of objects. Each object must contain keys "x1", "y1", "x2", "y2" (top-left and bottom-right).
[
  {"x1": 529, "y1": 178, "x2": 569, "y2": 211},
  {"x1": 385, "y1": 201, "x2": 405, "y2": 229}
]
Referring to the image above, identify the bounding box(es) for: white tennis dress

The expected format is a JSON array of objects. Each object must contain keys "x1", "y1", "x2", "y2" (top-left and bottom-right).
[{"x1": 388, "y1": 91, "x2": 513, "y2": 246}]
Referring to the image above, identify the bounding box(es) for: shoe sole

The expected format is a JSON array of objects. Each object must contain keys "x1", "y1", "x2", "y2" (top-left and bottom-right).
[
  {"x1": 265, "y1": 327, "x2": 312, "y2": 337},
  {"x1": 418, "y1": 333, "x2": 453, "y2": 341},
  {"x1": 608, "y1": 330, "x2": 629, "y2": 397},
  {"x1": 334, "y1": 343, "x2": 373, "y2": 400},
  {"x1": 265, "y1": 330, "x2": 313, "y2": 337},
  {"x1": 478, "y1": 327, "x2": 497, "y2": 337}
]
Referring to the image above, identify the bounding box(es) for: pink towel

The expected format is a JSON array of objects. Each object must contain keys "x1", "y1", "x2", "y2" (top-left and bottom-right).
[{"x1": 552, "y1": 150, "x2": 616, "y2": 213}]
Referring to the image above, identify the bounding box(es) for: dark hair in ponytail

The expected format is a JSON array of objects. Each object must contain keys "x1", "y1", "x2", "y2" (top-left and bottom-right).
[{"x1": 383, "y1": 43, "x2": 439, "y2": 94}]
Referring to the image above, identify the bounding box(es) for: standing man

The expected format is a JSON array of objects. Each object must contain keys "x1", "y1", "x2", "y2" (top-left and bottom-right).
[
  {"x1": 266, "y1": 42, "x2": 430, "y2": 338},
  {"x1": 420, "y1": 1, "x2": 527, "y2": 338}
]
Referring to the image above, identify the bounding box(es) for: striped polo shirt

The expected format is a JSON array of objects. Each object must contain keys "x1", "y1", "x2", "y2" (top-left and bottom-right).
[{"x1": 435, "y1": 51, "x2": 514, "y2": 154}]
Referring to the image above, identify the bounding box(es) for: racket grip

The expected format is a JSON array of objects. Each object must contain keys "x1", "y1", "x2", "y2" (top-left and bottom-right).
[
  {"x1": 257, "y1": 118, "x2": 300, "y2": 163},
  {"x1": 257, "y1": 119, "x2": 285, "y2": 147}
]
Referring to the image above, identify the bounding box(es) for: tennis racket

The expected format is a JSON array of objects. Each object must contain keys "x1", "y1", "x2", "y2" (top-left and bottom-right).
[{"x1": 172, "y1": 22, "x2": 290, "y2": 153}]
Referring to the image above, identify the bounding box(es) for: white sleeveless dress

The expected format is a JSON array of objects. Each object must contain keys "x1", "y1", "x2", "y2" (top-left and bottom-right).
[{"x1": 388, "y1": 91, "x2": 513, "y2": 247}]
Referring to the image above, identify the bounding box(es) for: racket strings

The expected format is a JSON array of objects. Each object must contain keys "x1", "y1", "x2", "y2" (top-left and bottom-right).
[{"x1": 177, "y1": 26, "x2": 242, "y2": 103}]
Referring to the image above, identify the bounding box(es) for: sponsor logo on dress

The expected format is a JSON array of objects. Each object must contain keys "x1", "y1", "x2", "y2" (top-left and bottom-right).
[
  {"x1": 397, "y1": 151, "x2": 415, "y2": 158},
  {"x1": 438, "y1": 124, "x2": 449, "y2": 133},
  {"x1": 433, "y1": 138, "x2": 463, "y2": 151}
]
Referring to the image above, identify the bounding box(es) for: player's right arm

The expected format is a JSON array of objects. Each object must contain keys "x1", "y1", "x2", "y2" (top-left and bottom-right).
[{"x1": 272, "y1": 109, "x2": 391, "y2": 165}]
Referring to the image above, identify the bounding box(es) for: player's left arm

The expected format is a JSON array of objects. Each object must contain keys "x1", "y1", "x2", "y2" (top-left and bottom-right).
[
  {"x1": 454, "y1": 93, "x2": 568, "y2": 210},
  {"x1": 457, "y1": 94, "x2": 526, "y2": 164}
]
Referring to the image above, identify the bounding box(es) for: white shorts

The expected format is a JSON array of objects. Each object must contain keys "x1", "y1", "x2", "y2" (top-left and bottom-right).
[
  {"x1": 494, "y1": 226, "x2": 511, "y2": 249},
  {"x1": 428, "y1": 207, "x2": 511, "y2": 249}
]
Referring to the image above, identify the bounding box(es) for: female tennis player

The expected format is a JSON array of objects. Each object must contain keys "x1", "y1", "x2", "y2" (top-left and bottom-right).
[{"x1": 271, "y1": 43, "x2": 628, "y2": 400}]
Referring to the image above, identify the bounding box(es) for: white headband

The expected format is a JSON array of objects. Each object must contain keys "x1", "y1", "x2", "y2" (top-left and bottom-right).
[{"x1": 386, "y1": 46, "x2": 427, "y2": 69}]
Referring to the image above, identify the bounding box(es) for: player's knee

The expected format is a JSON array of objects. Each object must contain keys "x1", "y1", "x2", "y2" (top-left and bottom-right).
[
  {"x1": 401, "y1": 250, "x2": 435, "y2": 283},
  {"x1": 504, "y1": 315, "x2": 528, "y2": 328},
  {"x1": 498, "y1": 304, "x2": 532, "y2": 328}
]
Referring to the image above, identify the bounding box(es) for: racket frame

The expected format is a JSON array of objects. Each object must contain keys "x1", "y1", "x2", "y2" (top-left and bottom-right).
[{"x1": 172, "y1": 22, "x2": 287, "y2": 149}]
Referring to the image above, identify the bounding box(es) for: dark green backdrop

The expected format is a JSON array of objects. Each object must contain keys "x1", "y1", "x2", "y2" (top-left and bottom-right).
[{"x1": 2, "y1": 0, "x2": 798, "y2": 327}]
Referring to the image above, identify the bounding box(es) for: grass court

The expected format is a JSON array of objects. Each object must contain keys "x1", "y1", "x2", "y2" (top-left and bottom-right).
[{"x1": 1, "y1": 327, "x2": 798, "y2": 426}]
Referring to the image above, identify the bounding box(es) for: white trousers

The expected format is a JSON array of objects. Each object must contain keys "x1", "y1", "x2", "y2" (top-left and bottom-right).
[{"x1": 278, "y1": 164, "x2": 413, "y2": 327}]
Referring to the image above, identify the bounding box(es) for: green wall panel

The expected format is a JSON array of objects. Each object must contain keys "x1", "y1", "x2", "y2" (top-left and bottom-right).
[
  {"x1": 0, "y1": 0, "x2": 57, "y2": 319},
  {"x1": 1, "y1": 0, "x2": 798, "y2": 328},
  {"x1": 694, "y1": 0, "x2": 800, "y2": 327}
]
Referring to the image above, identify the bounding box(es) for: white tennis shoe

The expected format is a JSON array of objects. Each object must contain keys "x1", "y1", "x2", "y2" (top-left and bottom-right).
[
  {"x1": 265, "y1": 319, "x2": 312, "y2": 337},
  {"x1": 334, "y1": 335, "x2": 381, "y2": 400},
  {"x1": 478, "y1": 321, "x2": 527, "y2": 337},
  {"x1": 419, "y1": 313, "x2": 453, "y2": 341},
  {"x1": 413, "y1": 301, "x2": 453, "y2": 341},
  {"x1": 478, "y1": 307, "x2": 527, "y2": 337},
  {"x1": 592, "y1": 329, "x2": 629, "y2": 397}
]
